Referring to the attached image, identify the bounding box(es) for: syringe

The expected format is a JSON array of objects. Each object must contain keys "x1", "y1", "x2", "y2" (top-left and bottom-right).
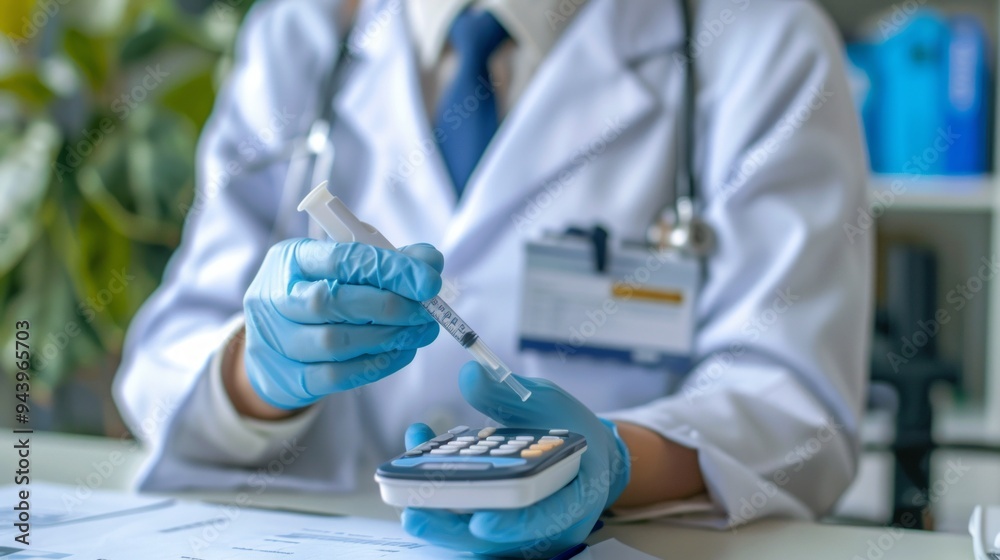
[{"x1": 298, "y1": 182, "x2": 531, "y2": 402}]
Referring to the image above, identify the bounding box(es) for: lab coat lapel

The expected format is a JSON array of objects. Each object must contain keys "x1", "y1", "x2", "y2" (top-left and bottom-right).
[
  {"x1": 333, "y1": 0, "x2": 455, "y2": 241},
  {"x1": 441, "y1": 0, "x2": 686, "y2": 259}
]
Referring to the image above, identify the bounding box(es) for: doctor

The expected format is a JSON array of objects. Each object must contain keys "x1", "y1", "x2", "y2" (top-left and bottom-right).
[{"x1": 114, "y1": 0, "x2": 871, "y2": 555}]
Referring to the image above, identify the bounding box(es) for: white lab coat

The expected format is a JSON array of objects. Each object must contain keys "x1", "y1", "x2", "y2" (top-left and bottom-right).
[{"x1": 114, "y1": 0, "x2": 872, "y2": 524}]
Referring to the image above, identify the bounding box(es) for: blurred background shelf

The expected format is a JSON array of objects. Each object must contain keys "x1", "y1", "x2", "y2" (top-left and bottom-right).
[
  {"x1": 860, "y1": 403, "x2": 1000, "y2": 448},
  {"x1": 871, "y1": 175, "x2": 995, "y2": 212},
  {"x1": 821, "y1": 0, "x2": 1000, "y2": 533},
  {"x1": 934, "y1": 403, "x2": 1000, "y2": 445}
]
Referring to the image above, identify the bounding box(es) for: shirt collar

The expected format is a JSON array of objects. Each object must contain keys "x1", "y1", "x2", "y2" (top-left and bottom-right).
[{"x1": 406, "y1": 0, "x2": 585, "y2": 69}]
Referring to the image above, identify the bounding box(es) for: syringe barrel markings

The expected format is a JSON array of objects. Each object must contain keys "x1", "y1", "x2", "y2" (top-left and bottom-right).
[{"x1": 422, "y1": 296, "x2": 479, "y2": 348}]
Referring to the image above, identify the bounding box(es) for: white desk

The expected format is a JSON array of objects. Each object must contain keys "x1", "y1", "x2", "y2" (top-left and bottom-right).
[{"x1": 1, "y1": 431, "x2": 972, "y2": 559}]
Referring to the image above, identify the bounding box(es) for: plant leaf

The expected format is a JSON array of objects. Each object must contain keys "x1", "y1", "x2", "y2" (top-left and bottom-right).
[
  {"x1": 0, "y1": 70, "x2": 57, "y2": 106},
  {"x1": 75, "y1": 203, "x2": 132, "y2": 338},
  {"x1": 0, "y1": 238, "x2": 80, "y2": 391},
  {"x1": 0, "y1": 120, "x2": 60, "y2": 276},
  {"x1": 63, "y1": 27, "x2": 111, "y2": 90},
  {"x1": 160, "y1": 67, "x2": 215, "y2": 130},
  {"x1": 120, "y1": 20, "x2": 171, "y2": 63},
  {"x1": 0, "y1": 0, "x2": 38, "y2": 37}
]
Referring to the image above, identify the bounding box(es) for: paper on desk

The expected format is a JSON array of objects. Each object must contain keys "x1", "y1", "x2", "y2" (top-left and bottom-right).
[
  {"x1": 579, "y1": 539, "x2": 663, "y2": 560},
  {"x1": 0, "y1": 481, "x2": 173, "y2": 532},
  {"x1": 607, "y1": 493, "x2": 718, "y2": 523},
  {"x1": 0, "y1": 483, "x2": 465, "y2": 559}
]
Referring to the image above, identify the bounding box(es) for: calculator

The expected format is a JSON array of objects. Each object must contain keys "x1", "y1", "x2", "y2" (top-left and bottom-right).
[{"x1": 375, "y1": 426, "x2": 587, "y2": 510}]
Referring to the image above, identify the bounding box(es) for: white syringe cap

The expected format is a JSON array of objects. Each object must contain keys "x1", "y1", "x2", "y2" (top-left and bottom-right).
[{"x1": 297, "y1": 182, "x2": 395, "y2": 250}]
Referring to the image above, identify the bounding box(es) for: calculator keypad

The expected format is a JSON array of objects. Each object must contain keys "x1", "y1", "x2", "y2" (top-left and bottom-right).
[{"x1": 406, "y1": 427, "x2": 571, "y2": 459}]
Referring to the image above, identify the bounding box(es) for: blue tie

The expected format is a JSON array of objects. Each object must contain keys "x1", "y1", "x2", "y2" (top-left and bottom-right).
[{"x1": 433, "y1": 9, "x2": 509, "y2": 197}]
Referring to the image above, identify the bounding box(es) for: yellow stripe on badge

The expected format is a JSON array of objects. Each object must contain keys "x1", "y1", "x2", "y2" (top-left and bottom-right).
[{"x1": 611, "y1": 283, "x2": 684, "y2": 304}]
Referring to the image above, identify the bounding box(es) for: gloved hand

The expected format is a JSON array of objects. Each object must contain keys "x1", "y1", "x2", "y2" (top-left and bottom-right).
[
  {"x1": 401, "y1": 363, "x2": 631, "y2": 558},
  {"x1": 243, "y1": 239, "x2": 442, "y2": 410}
]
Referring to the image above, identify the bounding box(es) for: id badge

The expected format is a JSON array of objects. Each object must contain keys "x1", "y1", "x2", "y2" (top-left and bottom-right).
[{"x1": 518, "y1": 234, "x2": 699, "y2": 371}]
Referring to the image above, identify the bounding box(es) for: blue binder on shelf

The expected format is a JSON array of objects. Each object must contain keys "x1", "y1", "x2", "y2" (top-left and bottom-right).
[
  {"x1": 877, "y1": 12, "x2": 950, "y2": 175},
  {"x1": 945, "y1": 16, "x2": 990, "y2": 175},
  {"x1": 846, "y1": 10, "x2": 992, "y2": 177}
]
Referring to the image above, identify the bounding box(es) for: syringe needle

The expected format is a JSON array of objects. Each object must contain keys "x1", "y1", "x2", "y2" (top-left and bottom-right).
[
  {"x1": 422, "y1": 296, "x2": 531, "y2": 401},
  {"x1": 467, "y1": 338, "x2": 531, "y2": 401}
]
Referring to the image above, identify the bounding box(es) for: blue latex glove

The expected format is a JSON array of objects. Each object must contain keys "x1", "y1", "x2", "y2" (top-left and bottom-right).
[
  {"x1": 243, "y1": 239, "x2": 442, "y2": 410},
  {"x1": 401, "y1": 363, "x2": 630, "y2": 558}
]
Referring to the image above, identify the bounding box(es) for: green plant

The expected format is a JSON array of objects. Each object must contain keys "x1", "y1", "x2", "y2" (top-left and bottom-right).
[{"x1": 0, "y1": 0, "x2": 252, "y2": 415}]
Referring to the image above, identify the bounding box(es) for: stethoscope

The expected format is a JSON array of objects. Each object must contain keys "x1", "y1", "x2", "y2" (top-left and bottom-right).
[
  {"x1": 266, "y1": 0, "x2": 714, "y2": 258},
  {"x1": 646, "y1": 0, "x2": 715, "y2": 258}
]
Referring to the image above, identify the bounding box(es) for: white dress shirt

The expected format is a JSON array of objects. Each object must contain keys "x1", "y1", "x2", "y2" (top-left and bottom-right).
[{"x1": 408, "y1": 0, "x2": 580, "y2": 119}]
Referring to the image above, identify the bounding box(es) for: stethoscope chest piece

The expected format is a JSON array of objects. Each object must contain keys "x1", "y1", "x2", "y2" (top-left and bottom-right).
[{"x1": 647, "y1": 196, "x2": 715, "y2": 258}]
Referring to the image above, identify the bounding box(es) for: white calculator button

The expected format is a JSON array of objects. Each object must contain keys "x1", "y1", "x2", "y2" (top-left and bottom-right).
[
  {"x1": 432, "y1": 434, "x2": 455, "y2": 443},
  {"x1": 447, "y1": 426, "x2": 470, "y2": 434},
  {"x1": 505, "y1": 441, "x2": 530, "y2": 448},
  {"x1": 514, "y1": 436, "x2": 536, "y2": 442},
  {"x1": 540, "y1": 436, "x2": 563, "y2": 441},
  {"x1": 421, "y1": 462, "x2": 490, "y2": 471},
  {"x1": 460, "y1": 448, "x2": 488, "y2": 455},
  {"x1": 430, "y1": 448, "x2": 458, "y2": 455},
  {"x1": 444, "y1": 441, "x2": 471, "y2": 449},
  {"x1": 477, "y1": 441, "x2": 501, "y2": 448},
  {"x1": 548, "y1": 429, "x2": 569, "y2": 436},
  {"x1": 490, "y1": 448, "x2": 519, "y2": 456},
  {"x1": 467, "y1": 445, "x2": 490, "y2": 451},
  {"x1": 456, "y1": 436, "x2": 477, "y2": 442},
  {"x1": 485, "y1": 436, "x2": 506, "y2": 442},
  {"x1": 478, "y1": 427, "x2": 497, "y2": 438}
]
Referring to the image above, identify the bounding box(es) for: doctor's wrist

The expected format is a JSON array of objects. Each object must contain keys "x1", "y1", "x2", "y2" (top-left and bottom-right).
[
  {"x1": 613, "y1": 421, "x2": 705, "y2": 508},
  {"x1": 221, "y1": 328, "x2": 305, "y2": 421}
]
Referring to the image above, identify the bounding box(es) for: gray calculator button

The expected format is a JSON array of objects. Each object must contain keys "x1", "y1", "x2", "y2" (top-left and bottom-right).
[
  {"x1": 460, "y1": 448, "x2": 488, "y2": 455},
  {"x1": 456, "y1": 436, "x2": 478, "y2": 442},
  {"x1": 478, "y1": 427, "x2": 497, "y2": 438},
  {"x1": 417, "y1": 443, "x2": 439, "y2": 451},
  {"x1": 432, "y1": 434, "x2": 455, "y2": 443},
  {"x1": 486, "y1": 436, "x2": 506, "y2": 442},
  {"x1": 515, "y1": 436, "x2": 535, "y2": 442},
  {"x1": 447, "y1": 425, "x2": 470, "y2": 435},
  {"x1": 404, "y1": 449, "x2": 423, "y2": 456},
  {"x1": 490, "y1": 448, "x2": 519, "y2": 456},
  {"x1": 549, "y1": 429, "x2": 569, "y2": 436},
  {"x1": 430, "y1": 448, "x2": 458, "y2": 455}
]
